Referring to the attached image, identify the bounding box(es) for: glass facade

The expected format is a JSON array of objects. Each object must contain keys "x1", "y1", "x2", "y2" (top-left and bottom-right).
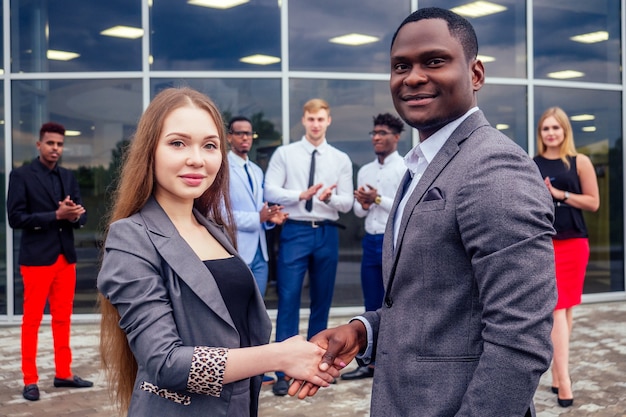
[{"x1": 1, "y1": 0, "x2": 624, "y2": 321}]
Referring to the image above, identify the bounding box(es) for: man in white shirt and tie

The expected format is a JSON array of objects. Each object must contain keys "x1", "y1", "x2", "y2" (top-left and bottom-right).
[
  {"x1": 264, "y1": 98, "x2": 354, "y2": 396},
  {"x1": 340, "y1": 113, "x2": 407, "y2": 381}
]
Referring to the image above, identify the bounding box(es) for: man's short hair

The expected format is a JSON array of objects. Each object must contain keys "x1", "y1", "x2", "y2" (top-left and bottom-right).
[
  {"x1": 39, "y1": 122, "x2": 65, "y2": 140},
  {"x1": 303, "y1": 98, "x2": 330, "y2": 116},
  {"x1": 391, "y1": 7, "x2": 479, "y2": 62},
  {"x1": 228, "y1": 116, "x2": 252, "y2": 132},
  {"x1": 373, "y1": 113, "x2": 405, "y2": 134}
]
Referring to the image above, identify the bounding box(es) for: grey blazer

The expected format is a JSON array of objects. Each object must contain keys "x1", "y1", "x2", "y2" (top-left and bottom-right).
[
  {"x1": 97, "y1": 197, "x2": 272, "y2": 417},
  {"x1": 362, "y1": 111, "x2": 557, "y2": 417}
]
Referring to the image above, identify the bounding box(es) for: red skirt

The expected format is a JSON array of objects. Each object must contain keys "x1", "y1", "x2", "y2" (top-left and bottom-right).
[{"x1": 553, "y1": 238, "x2": 589, "y2": 310}]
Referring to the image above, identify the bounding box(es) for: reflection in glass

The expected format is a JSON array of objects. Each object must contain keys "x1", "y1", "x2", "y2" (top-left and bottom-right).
[
  {"x1": 534, "y1": 0, "x2": 620, "y2": 83},
  {"x1": 535, "y1": 87, "x2": 623, "y2": 294},
  {"x1": 12, "y1": 79, "x2": 143, "y2": 314},
  {"x1": 11, "y1": 0, "x2": 141, "y2": 72},
  {"x1": 151, "y1": 1, "x2": 280, "y2": 71},
  {"x1": 479, "y1": 84, "x2": 527, "y2": 150},
  {"x1": 419, "y1": 0, "x2": 527, "y2": 78},
  {"x1": 289, "y1": 0, "x2": 410, "y2": 73}
]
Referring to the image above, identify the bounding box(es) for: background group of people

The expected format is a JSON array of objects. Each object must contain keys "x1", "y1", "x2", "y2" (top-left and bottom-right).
[{"x1": 6, "y1": 6, "x2": 599, "y2": 417}]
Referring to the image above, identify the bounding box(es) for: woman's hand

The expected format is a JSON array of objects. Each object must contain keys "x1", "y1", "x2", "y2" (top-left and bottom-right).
[{"x1": 276, "y1": 335, "x2": 340, "y2": 387}]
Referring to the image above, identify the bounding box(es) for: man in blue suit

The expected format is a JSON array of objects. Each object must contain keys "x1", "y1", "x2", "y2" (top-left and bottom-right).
[
  {"x1": 227, "y1": 116, "x2": 287, "y2": 297},
  {"x1": 7, "y1": 122, "x2": 93, "y2": 401}
]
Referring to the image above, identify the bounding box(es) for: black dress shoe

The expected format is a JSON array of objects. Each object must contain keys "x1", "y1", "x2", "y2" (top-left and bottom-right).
[
  {"x1": 23, "y1": 384, "x2": 40, "y2": 401},
  {"x1": 53, "y1": 375, "x2": 93, "y2": 388},
  {"x1": 551, "y1": 386, "x2": 559, "y2": 394},
  {"x1": 272, "y1": 378, "x2": 290, "y2": 396},
  {"x1": 558, "y1": 398, "x2": 574, "y2": 407},
  {"x1": 340, "y1": 366, "x2": 374, "y2": 380}
]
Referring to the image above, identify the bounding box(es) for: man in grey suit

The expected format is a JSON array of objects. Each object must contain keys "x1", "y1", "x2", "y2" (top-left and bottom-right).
[{"x1": 296, "y1": 7, "x2": 557, "y2": 417}]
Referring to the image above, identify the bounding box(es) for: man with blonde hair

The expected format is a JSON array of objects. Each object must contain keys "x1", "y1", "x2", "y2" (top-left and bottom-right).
[{"x1": 264, "y1": 98, "x2": 353, "y2": 396}]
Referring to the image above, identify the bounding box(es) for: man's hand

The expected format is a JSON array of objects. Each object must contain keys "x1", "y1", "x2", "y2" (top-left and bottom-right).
[
  {"x1": 318, "y1": 184, "x2": 337, "y2": 203},
  {"x1": 354, "y1": 184, "x2": 378, "y2": 210},
  {"x1": 300, "y1": 183, "x2": 323, "y2": 202},
  {"x1": 288, "y1": 321, "x2": 367, "y2": 399},
  {"x1": 56, "y1": 195, "x2": 85, "y2": 222},
  {"x1": 261, "y1": 202, "x2": 289, "y2": 225}
]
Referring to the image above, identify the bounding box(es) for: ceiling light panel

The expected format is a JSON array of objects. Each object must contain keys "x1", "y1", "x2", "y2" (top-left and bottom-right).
[
  {"x1": 188, "y1": 0, "x2": 249, "y2": 9},
  {"x1": 100, "y1": 26, "x2": 144, "y2": 39},
  {"x1": 329, "y1": 33, "x2": 379, "y2": 46},
  {"x1": 451, "y1": 1, "x2": 507, "y2": 18},
  {"x1": 570, "y1": 114, "x2": 595, "y2": 121},
  {"x1": 47, "y1": 50, "x2": 80, "y2": 61},
  {"x1": 547, "y1": 70, "x2": 584, "y2": 79},
  {"x1": 570, "y1": 31, "x2": 609, "y2": 44},
  {"x1": 239, "y1": 54, "x2": 281, "y2": 65}
]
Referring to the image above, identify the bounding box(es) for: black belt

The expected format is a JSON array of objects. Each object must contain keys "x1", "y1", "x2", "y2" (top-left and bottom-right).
[
  {"x1": 286, "y1": 219, "x2": 346, "y2": 229},
  {"x1": 554, "y1": 201, "x2": 572, "y2": 208}
]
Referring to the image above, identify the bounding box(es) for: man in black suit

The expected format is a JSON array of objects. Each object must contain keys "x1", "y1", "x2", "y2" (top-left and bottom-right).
[{"x1": 7, "y1": 122, "x2": 93, "y2": 401}]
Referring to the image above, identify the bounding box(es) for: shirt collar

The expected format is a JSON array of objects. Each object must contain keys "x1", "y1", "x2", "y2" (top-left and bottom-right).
[
  {"x1": 377, "y1": 150, "x2": 401, "y2": 167},
  {"x1": 404, "y1": 107, "x2": 479, "y2": 174},
  {"x1": 229, "y1": 150, "x2": 249, "y2": 166},
  {"x1": 34, "y1": 157, "x2": 58, "y2": 173},
  {"x1": 301, "y1": 136, "x2": 328, "y2": 154}
]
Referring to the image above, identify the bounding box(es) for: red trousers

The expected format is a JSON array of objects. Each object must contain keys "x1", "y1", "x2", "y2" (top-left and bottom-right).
[{"x1": 21, "y1": 255, "x2": 76, "y2": 385}]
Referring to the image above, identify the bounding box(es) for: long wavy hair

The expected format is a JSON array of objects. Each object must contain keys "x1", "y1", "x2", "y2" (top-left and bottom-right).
[
  {"x1": 536, "y1": 106, "x2": 578, "y2": 169},
  {"x1": 98, "y1": 87, "x2": 235, "y2": 414}
]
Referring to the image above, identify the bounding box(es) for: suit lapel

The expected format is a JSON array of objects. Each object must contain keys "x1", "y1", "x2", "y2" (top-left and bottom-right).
[
  {"x1": 140, "y1": 197, "x2": 236, "y2": 329},
  {"x1": 229, "y1": 153, "x2": 255, "y2": 200},
  {"x1": 386, "y1": 111, "x2": 488, "y2": 284}
]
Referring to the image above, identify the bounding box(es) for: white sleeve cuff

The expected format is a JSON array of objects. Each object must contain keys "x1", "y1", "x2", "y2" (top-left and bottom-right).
[{"x1": 350, "y1": 316, "x2": 373, "y2": 365}]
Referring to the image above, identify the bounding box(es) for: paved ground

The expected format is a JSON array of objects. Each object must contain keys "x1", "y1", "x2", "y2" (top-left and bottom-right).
[{"x1": 1, "y1": 301, "x2": 625, "y2": 417}]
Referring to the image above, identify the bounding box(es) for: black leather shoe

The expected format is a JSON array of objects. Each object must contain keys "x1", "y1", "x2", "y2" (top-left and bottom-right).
[
  {"x1": 23, "y1": 384, "x2": 40, "y2": 401},
  {"x1": 53, "y1": 375, "x2": 93, "y2": 388},
  {"x1": 341, "y1": 366, "x2": 374, "y2": 380},
  {"x1": 551, "y1": 386, "x2": 559, "y2": 394},
  {"x1": 272, "y1": 378, "x2": 290, "y2": 396},
  {"x1": 558, "y1": 398, "x2": 574, "y2": 407}
]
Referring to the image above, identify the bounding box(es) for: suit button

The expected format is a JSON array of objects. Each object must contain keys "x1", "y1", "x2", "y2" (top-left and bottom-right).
[{"x1": 384, "y1": 297, "x2": 393, "y2": 307}]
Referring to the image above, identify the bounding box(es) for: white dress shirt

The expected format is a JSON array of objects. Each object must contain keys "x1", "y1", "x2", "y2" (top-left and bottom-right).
[
  {"x1": 353, "y1": 151, "x2": 406, "y2": 235},
  {"x1": 393, "y1": 107, "x2": 479, "y2": 249},
  {"x1": 264, "y1": 137, "x2": 354, "y2": 221}
]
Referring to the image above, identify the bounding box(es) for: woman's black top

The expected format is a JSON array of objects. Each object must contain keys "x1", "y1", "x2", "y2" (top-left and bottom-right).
[
  {"x1": 534, "y1": 155, "x2": 588, "y2": 239},
  {"x1": 203, "y1": 256, "x2": 256, "y2": 348}
]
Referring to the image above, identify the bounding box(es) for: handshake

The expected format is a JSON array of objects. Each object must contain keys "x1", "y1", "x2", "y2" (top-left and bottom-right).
[{"x1": 275, "y1": 321, "x2": 365, "y2": 399}]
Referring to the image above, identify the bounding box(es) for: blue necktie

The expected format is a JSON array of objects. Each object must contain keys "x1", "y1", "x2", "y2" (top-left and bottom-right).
[{"x1": 244, "y1": 162, "x2": 254, "y2": 193}]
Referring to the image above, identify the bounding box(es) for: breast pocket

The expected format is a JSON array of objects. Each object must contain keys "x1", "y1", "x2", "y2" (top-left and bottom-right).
[{"x1": 417, "y1": 199, "x2": 446, "y2": 212}]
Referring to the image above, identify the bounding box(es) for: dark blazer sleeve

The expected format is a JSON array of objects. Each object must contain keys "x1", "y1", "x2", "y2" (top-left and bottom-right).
[
  {"x1": 61, "y1": 167, "x2": 87, "y2": 229},
  {"x1": 7, "y1": 166, "x2": 58, "y2": 230}
]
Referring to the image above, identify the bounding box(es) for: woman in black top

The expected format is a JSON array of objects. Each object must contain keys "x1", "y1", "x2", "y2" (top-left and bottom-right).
[{"x1": 534, "y1": 107, "x2": 599, "y2": 408}]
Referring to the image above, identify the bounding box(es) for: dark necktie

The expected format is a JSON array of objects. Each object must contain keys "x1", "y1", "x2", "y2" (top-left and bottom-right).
[
  {"x1": 305, "y1": 150, "x2": 317, "y2": 212},
  {"x1": 244, "y1": 162, "x2": 254, "y2": 193}
]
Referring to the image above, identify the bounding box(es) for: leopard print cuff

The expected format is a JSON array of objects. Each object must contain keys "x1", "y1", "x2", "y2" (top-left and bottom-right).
[{"x1": 187, "y1": 346, "x2": 228, "y2": 397}]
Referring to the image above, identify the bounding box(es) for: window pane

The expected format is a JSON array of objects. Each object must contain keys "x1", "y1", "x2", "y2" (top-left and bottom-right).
[
  {"x1": 289, "y1": 0, "x2": 410, "y2": 73},
  {"x1": 11, "y1": 79, "x2": 143, "y2": 314},
  {"x1": 11, "y1": 0, "x2": 142, "y2": 72},
  {"x1": 535, "y1": 87, "x2": 624, "y2": 294},
  {"x1": 419, "y1": 0, "x2": 527, "y2": 78},
  {"x1": 151, "y1": 2, "x2": 280, "y2": 71},
  {"x1": 479, "y1": 84, "x2": 528, "y2": 150},
  {"x1": 534, "y1": 0, "x2": 621, "y2": 84},
  {"x1": 286, "y1": 78, "x2": 411, "y2": 308}
]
